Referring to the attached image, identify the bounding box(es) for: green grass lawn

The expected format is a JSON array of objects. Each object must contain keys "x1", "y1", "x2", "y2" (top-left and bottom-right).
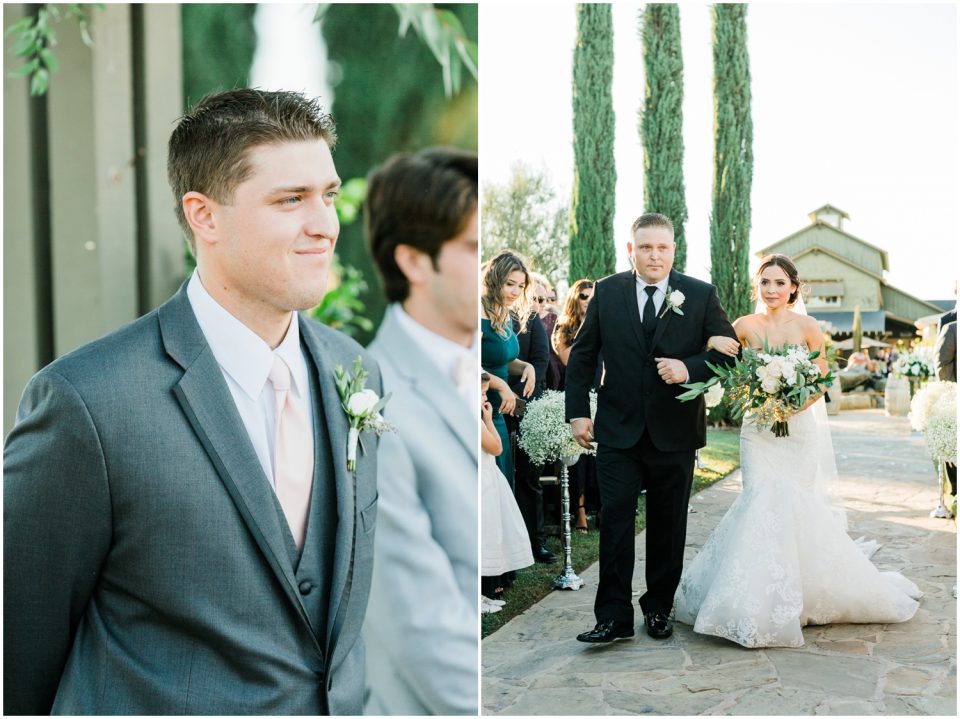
[{"x1": 481, "y1": 428, "x2": 741, "y2": 638}]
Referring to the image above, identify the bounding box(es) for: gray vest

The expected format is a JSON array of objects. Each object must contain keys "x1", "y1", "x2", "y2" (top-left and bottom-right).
[{"x1": 271, "y1": 349, "x2": 338, "y2": 662}]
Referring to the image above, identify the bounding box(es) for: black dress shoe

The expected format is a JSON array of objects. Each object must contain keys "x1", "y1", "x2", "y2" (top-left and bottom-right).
[
  {"x1": 643, "y1": 612, "x2": 673, "y2": 639},
  {"x1": 576, "y1": 619, "x2": 635, "y2": 643},
  {"x1": 533, "y1": 545, "x2": 557, "y2": 563}
]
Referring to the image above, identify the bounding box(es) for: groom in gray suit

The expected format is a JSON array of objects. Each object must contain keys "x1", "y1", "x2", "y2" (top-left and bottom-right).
[
  {"x1": 4, "y1": 89, "x2": 380, "y2": 715},
  {"x1": 361, "y1": 148, "x2": 479, "y2": 715}
]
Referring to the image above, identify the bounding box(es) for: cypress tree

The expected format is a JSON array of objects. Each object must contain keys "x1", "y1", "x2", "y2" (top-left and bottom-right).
[
  {"x1": 709, "y1": 3, "x2": 753, "y2": 319},
  {"x1": 569, "y1": 3, "x2": 616, "y2": 283},
  {"x1": 639, "y1": 4, "x2": 687, "y2": 271}
]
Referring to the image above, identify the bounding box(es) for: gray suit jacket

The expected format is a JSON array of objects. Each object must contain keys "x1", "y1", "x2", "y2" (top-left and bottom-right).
[
  {"x1": 3, "y1": 283, "x2": 380, "y2": 715},
  {"x1": 362, "y1": 307, "x2": 479, "y2": 715}
]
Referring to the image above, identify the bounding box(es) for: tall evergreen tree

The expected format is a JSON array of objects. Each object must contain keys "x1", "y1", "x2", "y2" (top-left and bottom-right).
[
  {"x1": 569, "y1": 3, "x2": 616, "y2": 283},
  {"x1": 639, "y1": 4, "x2": 688, "y2": 271},
  {"x1": 709, "y1": 3, "x2": 753, "y2": 319}
]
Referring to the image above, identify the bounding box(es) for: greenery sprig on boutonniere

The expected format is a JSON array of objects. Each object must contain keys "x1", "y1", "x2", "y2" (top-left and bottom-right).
[{"x1": 333, "y1": 357, "x2": 395, "y2": 472}]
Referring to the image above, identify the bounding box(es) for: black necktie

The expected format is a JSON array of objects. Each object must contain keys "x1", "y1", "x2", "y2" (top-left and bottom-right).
[{"x1": 642, "y1": 285, "x2": 658, "y2": 333}]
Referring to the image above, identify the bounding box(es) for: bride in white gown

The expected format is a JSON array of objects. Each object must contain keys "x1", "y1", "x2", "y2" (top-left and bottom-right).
[{"x1": 673, "y1": 254, "x2": 921, "y2": 648}]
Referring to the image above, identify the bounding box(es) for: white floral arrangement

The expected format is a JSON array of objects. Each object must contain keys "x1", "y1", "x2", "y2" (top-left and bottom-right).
[
  {"x1": 894, "y1": 349, "x2": 934, "y2": 380},
  {"x1": 518, "y1": 390, "x2": 598, "y2": 465},
  {"x1": 909, "y1": 380, "x2": 955, "y2": 432},
  {"x1": 916, "y1": 382, "x2": 957, "y2": 464},
  {"x1": 704, "y1": 382, "x2": 725, "y2": 409}
]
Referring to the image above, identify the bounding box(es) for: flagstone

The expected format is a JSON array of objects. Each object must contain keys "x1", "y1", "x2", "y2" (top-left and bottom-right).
[{"x1": 482, "y1": 410, "x2": 956, "y2": 716}]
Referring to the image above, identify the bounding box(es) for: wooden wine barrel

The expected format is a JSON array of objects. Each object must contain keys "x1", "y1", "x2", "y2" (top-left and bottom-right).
[{"x1": 885, "y1": 375, "x2": 911, "y2": 417}]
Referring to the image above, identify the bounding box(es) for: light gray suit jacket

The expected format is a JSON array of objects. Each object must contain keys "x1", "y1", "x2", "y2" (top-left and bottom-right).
[
  {"x1": 3, "y1": 283, "x2": 380, "y2": 715},
  {"x1": 362, "y1": 307, "x2": 479, "y2": 715}
]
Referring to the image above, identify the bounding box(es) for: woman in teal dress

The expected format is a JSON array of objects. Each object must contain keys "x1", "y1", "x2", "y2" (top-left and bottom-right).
[{"x1": 480, "y1": 251, "x2": 536, "y2": 488}]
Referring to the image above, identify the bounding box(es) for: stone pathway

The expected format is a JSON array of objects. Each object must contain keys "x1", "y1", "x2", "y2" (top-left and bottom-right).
[{"x1": 482, "y1": 410, "x2": 957, "y2": 715}]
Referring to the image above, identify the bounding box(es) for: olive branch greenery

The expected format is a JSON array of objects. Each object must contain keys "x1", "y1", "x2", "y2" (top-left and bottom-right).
[
  {"x1": 314, "y1": 3, "x2": 477, "y2": 97},
  {"x1": 5, "y1": 4, "x2": 103, "y2": 96}
]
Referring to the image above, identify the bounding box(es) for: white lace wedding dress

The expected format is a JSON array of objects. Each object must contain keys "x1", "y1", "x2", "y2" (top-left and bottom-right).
[{"x1": 674, "y1": 399, "x2": 922, "y2": 648}]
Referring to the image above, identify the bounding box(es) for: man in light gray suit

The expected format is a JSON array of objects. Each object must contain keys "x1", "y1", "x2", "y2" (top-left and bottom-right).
[
  {"x1": 362, "y1": 148, "x2": 479, "y2": 714},
  {"x1": 4, "y1": 89, "x2": 380, "y2": 715}
]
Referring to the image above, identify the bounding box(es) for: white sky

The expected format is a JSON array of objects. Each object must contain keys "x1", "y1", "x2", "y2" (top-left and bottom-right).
[{"x1": 479, "y1": 1, "x2": 959, "y2": 301}]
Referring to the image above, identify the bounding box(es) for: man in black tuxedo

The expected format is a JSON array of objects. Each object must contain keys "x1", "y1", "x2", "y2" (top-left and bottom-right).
[{"x1": 566, "y1": 213, "x2": 737, "y2": 642}]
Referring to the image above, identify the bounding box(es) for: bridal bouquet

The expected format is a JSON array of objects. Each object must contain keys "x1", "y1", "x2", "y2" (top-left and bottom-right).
[
  {"x1": 677, "y1": 342, "x2": 835, "y2": 438},
  {"x1": 518, "y1": 390, "x2": 597, "y2": 465}
]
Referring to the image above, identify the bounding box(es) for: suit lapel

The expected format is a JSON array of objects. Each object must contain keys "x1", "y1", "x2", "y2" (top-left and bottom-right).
[
  {"x1": 297, "y1": 316, "x2": 357, "y2": 659},
  {"x1": 622, "y1": 272, "x2": 649, "y2": 353},
  {"x1": 158, "y1": 286, "x2": 321, "y2": 654},
  {"x1": 650, "y1": 270, "x2": 683, "y2": 350},
  {"x1": 376, "y1": 310, "x2": 477, "y2": 461}
]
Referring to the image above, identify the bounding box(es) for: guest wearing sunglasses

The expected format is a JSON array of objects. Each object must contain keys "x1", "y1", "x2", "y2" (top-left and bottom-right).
[{"x1": 530, "y1": 272, "x2": 563, "y2": 392}]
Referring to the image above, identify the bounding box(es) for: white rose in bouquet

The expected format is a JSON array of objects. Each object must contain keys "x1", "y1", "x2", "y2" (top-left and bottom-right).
[{"x1": 704, "y1": 383, "x2": 725, "y2": 408}]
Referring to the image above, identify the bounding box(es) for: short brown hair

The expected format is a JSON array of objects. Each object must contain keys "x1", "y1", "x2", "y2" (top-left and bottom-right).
[
  {"x1": 631, "y1": 212, "x2": 675, "y2": 235},
  {"x1": 167, "y1": 88, "x2": 337, "y2": 253},
  {"x1": 365, "y1": 147, "x2": 478, "y2": 303}
]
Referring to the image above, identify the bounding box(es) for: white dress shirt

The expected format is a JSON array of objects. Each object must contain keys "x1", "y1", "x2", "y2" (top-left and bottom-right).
[
  {"x1": 391, "y1": 303, "x2": 480, "y2": 416},
  {"x1": 635, "y1": 273, "x2": 689, "y2": 383},
  {"x1": 635, "y1": 274, "x2": 670, "y2": 319},
  {"x1": 187, "y1": 271, "x2": 314, "y2": 489}
]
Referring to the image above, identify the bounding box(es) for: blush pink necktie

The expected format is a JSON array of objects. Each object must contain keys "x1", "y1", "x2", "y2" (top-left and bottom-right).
[{"x1": 269, "y1": 355, "x2": 314, "y2": 549}]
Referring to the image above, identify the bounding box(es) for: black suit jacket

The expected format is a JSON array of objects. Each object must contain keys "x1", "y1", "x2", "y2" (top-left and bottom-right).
[
  {"x1": 565, "y1": 269, "x2": 736, "y2": 452},
  {"x1": 508, "y1": 313, "x2": 549, "y2": 400}
]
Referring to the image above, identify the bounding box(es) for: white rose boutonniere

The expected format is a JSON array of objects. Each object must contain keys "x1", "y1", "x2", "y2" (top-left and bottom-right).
[
  {"x1": 658, "y1": 287, "x2": 685, "y2": 319},
  {"x1": 334, "y1": 357, "x2": 396, "y2": 472}
]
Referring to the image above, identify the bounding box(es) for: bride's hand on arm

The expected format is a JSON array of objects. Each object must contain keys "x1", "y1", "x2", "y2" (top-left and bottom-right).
[{"x1": 706, "y1": 335, "x2": 740, "y2": 357}]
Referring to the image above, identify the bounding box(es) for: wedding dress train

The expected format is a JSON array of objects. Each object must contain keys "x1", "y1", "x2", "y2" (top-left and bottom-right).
[{"x1": 674, "y1": 401, "x2": 921, "y2": 648}]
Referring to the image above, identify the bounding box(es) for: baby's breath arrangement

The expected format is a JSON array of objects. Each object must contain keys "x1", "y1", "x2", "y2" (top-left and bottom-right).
[
  {"x1": 909, "y1": 380, "x2": 955, "y2": 433},
  {"x1": 519, "y1": 390, "x2": 598, "y2": 465},
  {"x1": 917, "y1": 382, "x2": 957, "y2": 464}
]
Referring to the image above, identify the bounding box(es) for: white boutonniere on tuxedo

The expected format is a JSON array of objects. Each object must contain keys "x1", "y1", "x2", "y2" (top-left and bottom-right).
[
  {"x1": 334, "y1": 357, "x2": 396, "y2": 472},
  {"x1": 658, "y1": 287, "x2": 685, "y2": 319}
]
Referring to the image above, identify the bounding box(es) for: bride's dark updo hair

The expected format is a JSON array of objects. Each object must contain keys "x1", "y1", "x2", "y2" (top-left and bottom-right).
[{"x1": 753, "y1": 254, "x2": 802, "y2": 305}]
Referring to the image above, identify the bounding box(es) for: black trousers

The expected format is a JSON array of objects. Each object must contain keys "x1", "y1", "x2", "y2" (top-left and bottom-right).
[
  {"x1": 594, "y1": 430, "x2": 695, "y2": 624},
  {"x1": 508, "y1": 416, "x2": 545, "y2": 548}
]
